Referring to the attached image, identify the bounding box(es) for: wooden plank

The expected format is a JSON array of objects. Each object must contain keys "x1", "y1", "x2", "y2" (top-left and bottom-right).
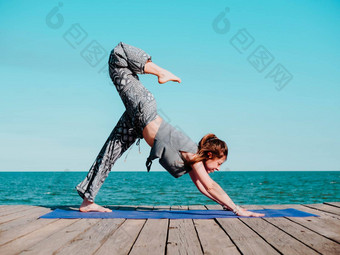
[
  {"x1": 278, "y1": 204, "x2": 340, "y2": 220},
  {"x1": 260, "y1": 203, "x2": 340, "y2": 254},
  {"x1": 167, "y1": 218, "x2": 203, "y2": 255},
  {"x1": 204, "y1": 204, "x2": 262, "y2": 211},
  {"x1": 153, "y1": 205, "x2": 171, "y2": 210},
  {"x1": 0, "y1": 219, "x2": 78, "y2": 254},
  {"x1": 94, "y1": 219, "x2": 145, "y2": 255},
  {"x1": 264, "y1": 205, "x2": 340, "y2": 231},
  {"x1": 98, "y1": 205, "x2": 168, "y2": 255},
  {"x1": 19, "y1": 219, "x2": 100, "y2": 255},
  {"x1": 205, "y1": 204, "x2": 222, "y2": 210},
  {"x1": 260, "y1": 204, "x2": 340, "y2": 243},
  {"x1": 189, "y1": 205, "x2": 206, "y2": 210},
  {"x1": 194, "y1": 218, "x2": 241, "y2": 254},
  {"x1": 262, "y1": 203, "x2": 340, "y2": 220},
  {"x1": 171, "y1": 205, "x2": 189, "y2": 210},
  {"x1": 135, "y1": 205, "x2": 154, "y2": 211},
  {"x1": 0, "y1": 206, "x2": 49, "y2": 225},
  {"x1": 0, "y1": 218, "x2": 60, "y2": 247},
  {"x1": 129, "y1": 206, "x2": 170, "y2": 255},
  {"x1": 0, "y1": 206, "x2": 51, "y2": 231},
  {"x1": 0, "y1": 205, "x2": 34, "y2": 217},
  {"x1": 0, "y1": 205, "x2": 31, "y2": 211},
  {"x1": 325, "y1": 202, "x2": 340, "y2": 208},
  {"x1": 205, "y1": 204, "x2": 280, "y2": 255},
  {"x1": 245, "y1": 205, "x2": 265, "y2": 210},
  {"x1": 116, "y1": 205, "x2": 137, "y2": 210},
  {"x1": 299, "y1": 204, "x2": 340, "y2": 220},
  {"x1": 167, "y1": 205, "x2": 202, "y2": 255},
  {"x1": 0, "y1": 203, "x2": 338, "y2": 255},
  {"x1": 304, "y1": 203, "x2": 340, "y2": 216},
  {"x1": 240, "y1": 217, "x2": 320, "y2": 255},
  {"x1": 56, "y1": 218, "x2": 125, "y2": 255},
  {"x1": 263, "y1": 217, "x2": 340, "y2": 255},
  {"x1": 129, "y1": 218, "x2": 168, "y2": 255},
  {"x1": 189, "y1": 205, "x2": 240, "y2": 255},
  {"x1": 0, "y1": 207, "x2": 52, "y2": 246},
  {"x1": 240, "y1": 204, "x2": 264, "y2": 210},
  {"x1": 0, "y1": 205, "x2": 23, "y2": 213}
]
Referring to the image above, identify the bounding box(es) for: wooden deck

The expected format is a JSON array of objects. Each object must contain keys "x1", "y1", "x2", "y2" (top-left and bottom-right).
[{"x1": 0, "y1": 203, "x2": 339, "y2": 255}]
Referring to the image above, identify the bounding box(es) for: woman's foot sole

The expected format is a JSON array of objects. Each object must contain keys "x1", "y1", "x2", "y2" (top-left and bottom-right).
[{"x1": 158, "y1": 70, "x2": 181, "y2": 84}]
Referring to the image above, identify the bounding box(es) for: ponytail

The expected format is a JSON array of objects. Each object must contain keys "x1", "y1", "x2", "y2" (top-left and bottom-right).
[{"x1": 187, "y1": 133, "x2": 228, "y2": 165}]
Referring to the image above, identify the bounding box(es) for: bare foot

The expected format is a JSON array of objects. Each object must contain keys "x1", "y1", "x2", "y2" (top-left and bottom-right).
[
  {"x1": 79, "y1": 198, "x2": 112, "y2": 212},
  {"x1": 144, "y1": 61, "x2": 181, "y2": 84},
  {"x1": 158, "y1": 69, "x2": 181, "y2": 84}
]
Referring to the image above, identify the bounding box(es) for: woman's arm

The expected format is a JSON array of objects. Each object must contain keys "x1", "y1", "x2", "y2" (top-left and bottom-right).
[
  {"x1": 191, "y1": 177, "x2": 221, "y2": 204},
  {"x1": 189, "y1": 163, "x2": 236, "y2": 210},
  {"x1": 189, "y1": 161, "x2": 264, "y2": 217},
  {"x1": 193, "y1": 178, "x2": 235, "y2": 210}
]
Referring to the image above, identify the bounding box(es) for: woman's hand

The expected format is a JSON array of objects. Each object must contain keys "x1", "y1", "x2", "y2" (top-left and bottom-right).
[{"x1": 236, "y1": 207, "x2": 265, "y2": 217}]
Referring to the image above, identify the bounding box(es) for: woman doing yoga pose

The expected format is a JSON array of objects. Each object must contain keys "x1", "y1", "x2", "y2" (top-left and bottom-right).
[{"x1": 76, "y1": 42, "x2": 264, "y2": 217}]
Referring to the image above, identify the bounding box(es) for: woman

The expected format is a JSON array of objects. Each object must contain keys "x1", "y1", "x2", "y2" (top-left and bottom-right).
[{"x1": 76, "y1": 42, "x2": 264, "y2": 217}]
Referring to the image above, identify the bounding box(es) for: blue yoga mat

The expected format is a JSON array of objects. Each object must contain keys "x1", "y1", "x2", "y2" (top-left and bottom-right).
[{"x1": 40, "y1": 208, "x2": 319, "y2": 219}]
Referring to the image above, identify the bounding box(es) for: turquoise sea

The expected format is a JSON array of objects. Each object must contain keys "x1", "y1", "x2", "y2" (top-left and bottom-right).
[{"x1": 0, "y1": 171, "x2": 339, "y2": 206}]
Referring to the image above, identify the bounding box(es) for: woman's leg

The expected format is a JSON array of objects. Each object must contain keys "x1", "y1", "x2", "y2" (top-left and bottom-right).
[
  {"x1": 76, "y1": 111, "x2": 139, "y2": 212},
  {"x1": 110, "y1": 42, "x2": 182, "y2": 137},
  {"x1": 109, "y1": 42, "x2": 157, "y2": 131},
  {"x1": 76, "y1": 42, "x2": 155, "y2": 212},
  {"x1": 76, "y1": 42, "x2": 182, "y2": 211}
]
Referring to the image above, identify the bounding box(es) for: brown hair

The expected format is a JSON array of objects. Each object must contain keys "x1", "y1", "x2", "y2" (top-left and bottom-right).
[{"x1": 187, "y1": 133, "x2": 228, "y2": 165}]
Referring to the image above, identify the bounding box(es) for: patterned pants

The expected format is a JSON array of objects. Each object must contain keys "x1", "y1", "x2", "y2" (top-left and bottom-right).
[{"x1": 76, "y1": 42, "x2": 157, "y2": 202}]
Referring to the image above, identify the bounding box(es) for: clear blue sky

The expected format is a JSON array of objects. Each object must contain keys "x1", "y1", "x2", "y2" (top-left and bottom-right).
[{"x1": 1, "y1": 0, "x2": 339, "y2": 171}]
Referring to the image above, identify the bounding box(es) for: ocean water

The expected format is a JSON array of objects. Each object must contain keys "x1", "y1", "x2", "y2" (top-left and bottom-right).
[{"x1": 0, "y1": 171, "x2": 339, "y2": 206}]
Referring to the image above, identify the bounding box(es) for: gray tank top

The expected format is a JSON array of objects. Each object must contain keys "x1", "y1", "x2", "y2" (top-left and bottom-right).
[{"x1": 146, "y1": 120, "x2": 198, "y2": 178}]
